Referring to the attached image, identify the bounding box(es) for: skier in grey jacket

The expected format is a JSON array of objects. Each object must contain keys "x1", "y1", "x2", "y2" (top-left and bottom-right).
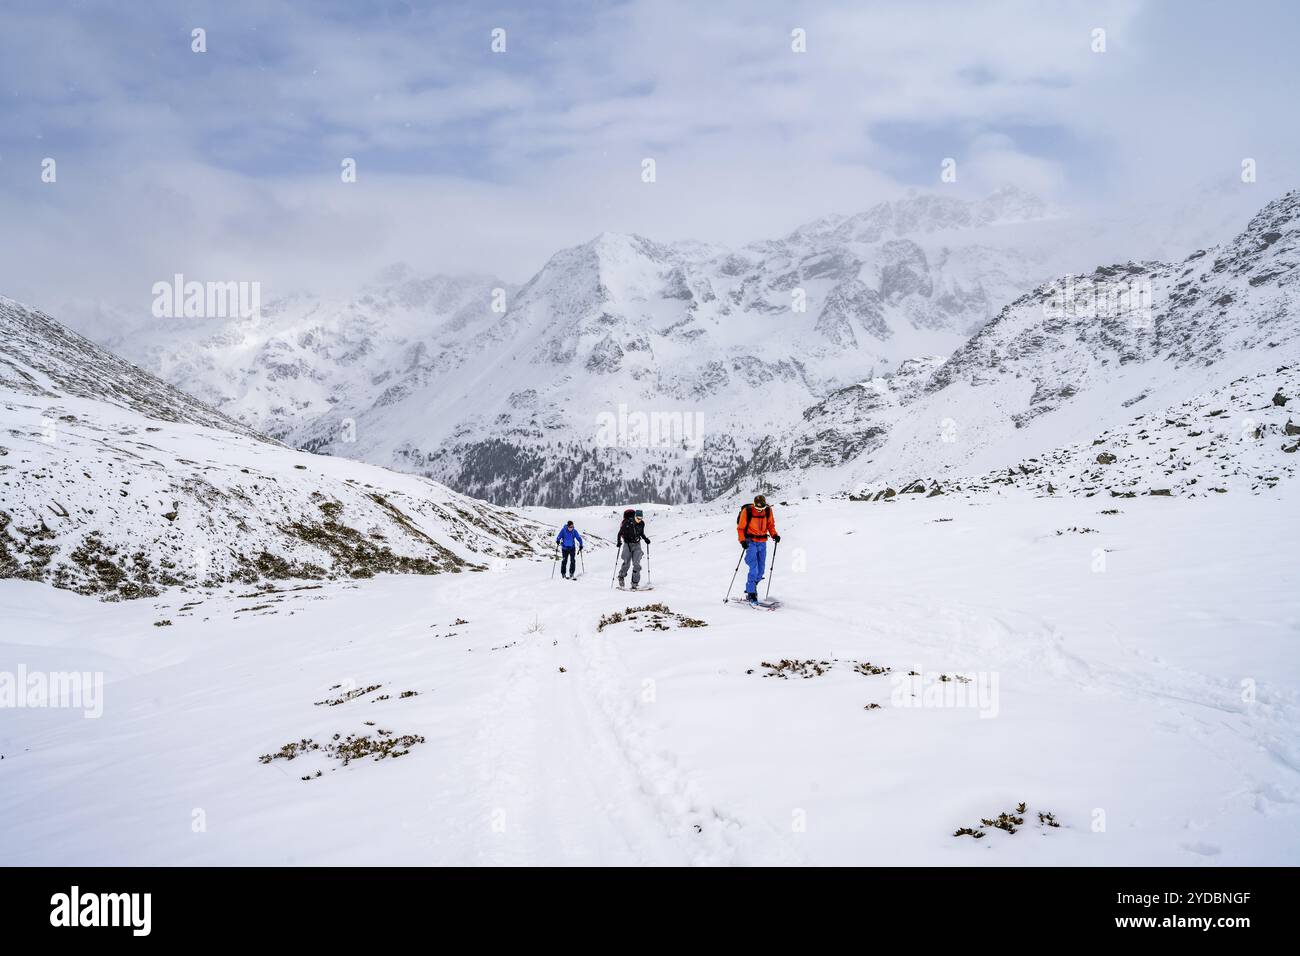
[{"x1": 616, "y1": 508, "x2": 650, "y2": 589}]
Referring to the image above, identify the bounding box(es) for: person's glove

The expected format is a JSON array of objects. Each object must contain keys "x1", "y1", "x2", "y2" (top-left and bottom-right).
[
  {"x1": 643, "y1": 537, "x2": 651, "y2": 545},
  {"x1": 772, "y1": 534, "x2": 781, "y2": 543},
  {"x1": 740, "y1": 540, "x2": 749, "y2": 550},
  {"x1": 579, "y1": 545, "x2": 584, "y2": 552}
]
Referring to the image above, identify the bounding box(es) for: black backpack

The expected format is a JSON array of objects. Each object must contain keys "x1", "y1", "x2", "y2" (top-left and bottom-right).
[{"x1": 618, "y1": 516, "x2": 638, "y2": 544}]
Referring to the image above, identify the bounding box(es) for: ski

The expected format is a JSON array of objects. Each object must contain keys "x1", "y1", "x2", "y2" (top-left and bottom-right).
[
  {"x1": 729, "y1": 597, "x2": 781, "y2": 610},
  {"x1": 615, "y1": 585, "x2": 654, "y2": 592}
]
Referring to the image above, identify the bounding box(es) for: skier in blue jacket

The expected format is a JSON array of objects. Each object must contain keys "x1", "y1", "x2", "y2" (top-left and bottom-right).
[{"x1": 556, "y1": 520, "x2": 584, "y2": 580}]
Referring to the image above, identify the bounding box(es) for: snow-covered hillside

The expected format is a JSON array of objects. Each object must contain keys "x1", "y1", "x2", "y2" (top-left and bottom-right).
[
  {"x1": 0, "y1": 298, "x2": 546, "y2": 598},
  {"x1": 928, "y1": 363, "x2": 1300, "y2": 500},
  {"x1": 740, "y1": 190, "x2": 1300, "y2": 499},
  {"x1": 1, "y1": 296, "x2": 264, "y2": 440}
]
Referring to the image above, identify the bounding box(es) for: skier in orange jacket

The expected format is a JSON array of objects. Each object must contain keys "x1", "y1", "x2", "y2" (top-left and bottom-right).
[{"x1": 736, "y1": 494, "x2": 780, "y2": 602}]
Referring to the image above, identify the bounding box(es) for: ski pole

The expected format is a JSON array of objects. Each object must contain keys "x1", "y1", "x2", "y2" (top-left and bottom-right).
[
  {"x1": 611, "y1": 544, "x2": 620, "y2": 588},
  {"x1": 550, "y1": 543, "x2": 558, "y2": 579},
  {"x1": 579, "y1": 549, "x2": 585, "y2": 576},
  {"x1": 765, "y1": 540, "x2": 778, "y2": 600},
  {"x1": 645, "y1": 542, "x2": 650, "y2": 586},
  {"x1": 723, "y1": 547, "x2": 745, "y2": 603}
]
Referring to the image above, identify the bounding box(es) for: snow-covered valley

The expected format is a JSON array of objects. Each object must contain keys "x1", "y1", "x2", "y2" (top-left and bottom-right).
[
  {"x1": 90, "y1": 189, "x2": 1112, "y2": 507},
  {"x1": 81, "y1": 187, "x2": 1297, "y2": 513},
  {"x1": 2, "y1": 185, "x2": 1297, "y2": 869},
  {"x1": 2, "y1": 493, "x2": 1296, "y2": 865}
]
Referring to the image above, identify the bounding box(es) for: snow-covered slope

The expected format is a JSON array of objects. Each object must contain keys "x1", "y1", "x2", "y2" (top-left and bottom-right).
[
  {"x1": 844, "y1": 363, "x2": 1300, "y2": 502},
  {"x1": 108, "y1": 188, "x2": 1078, "y2": 506},
  {"x1": 740, "y1": 190, "x2": 1300, "y2": 499},
  {"x1": 1, "y1": 296, "x2": 264, "y2": 440},
  {"x1": 0, "y1": 297, "x2": 546, "y2": 599},
  {"x1": 4, "y1": 493, "x2": 1297, "y2": 864}
]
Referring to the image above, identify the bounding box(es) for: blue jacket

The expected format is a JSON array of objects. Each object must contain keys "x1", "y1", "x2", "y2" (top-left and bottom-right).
[{"x1": 556, "y1": 526, "x2": 584, "y2": 549}]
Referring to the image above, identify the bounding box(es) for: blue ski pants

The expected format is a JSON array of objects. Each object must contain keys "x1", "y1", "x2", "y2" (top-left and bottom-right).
[{"x1": 744, "y1": 539, "x2": 767, "y2": 594}]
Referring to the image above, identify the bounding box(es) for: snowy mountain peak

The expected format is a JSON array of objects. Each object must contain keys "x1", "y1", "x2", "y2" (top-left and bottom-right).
[
  {"x1": 977, "y1": 184, "x2": 1052, "y2": 223},
  {"x1": 1213, "y1": 188, "x2": 1300, "y2": 276},
  {"x1": 785, "y1": 187, "x2": 1052, "y2": 247}
]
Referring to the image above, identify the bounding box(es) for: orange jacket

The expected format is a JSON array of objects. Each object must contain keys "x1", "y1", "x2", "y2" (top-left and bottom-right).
[{"x1": 737, "y1": 504, "x2": 777, "y2": 542}]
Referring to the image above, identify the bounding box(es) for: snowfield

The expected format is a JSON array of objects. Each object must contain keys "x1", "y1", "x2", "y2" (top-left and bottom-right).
[{"x1": 3, "y1": 494, "x2": 1297, "y2": 865}]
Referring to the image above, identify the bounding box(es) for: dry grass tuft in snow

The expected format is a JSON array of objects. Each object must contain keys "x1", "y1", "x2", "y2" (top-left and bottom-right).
[{"x1": 596, "y1": 603, "x2": 707, "y2": 633}]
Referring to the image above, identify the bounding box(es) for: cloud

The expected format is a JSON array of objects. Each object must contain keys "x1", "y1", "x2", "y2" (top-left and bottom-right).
[
  {"x1": 0, "y1": 0, "x2": 1296, "y2": 324},
  {"x1": 963, "y1": 133, "x2": 1069, "y2": 196}
]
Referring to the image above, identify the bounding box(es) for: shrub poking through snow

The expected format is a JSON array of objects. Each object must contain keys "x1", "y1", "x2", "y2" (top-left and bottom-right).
[
  {"x1": 756, "y1": 659, "x2": 833, "y2": 679},
  {"x1": 596, "y1": 603, "x2": 706, "y2": 633},
  {"x1": 983, "y1": 810, "x2": 1025, "y2": 833},
  {"x1": 314, "y1": 684, "x2": 382, "y2": 706},
  {"x1": 259, "y1": 738, "x2": 318, "y2": 763},
  {"x1": 852, "y1": 661, "x2": 891, "y2": 676},
  {"x1": 259, "y1": 730, "x2": 426, "y2": 773},
  {"x1": 953, "y1": 802, "x2": 1061, "y2": 839},
  {"x1": 329, "y1": 731, "x2": 425, "y2": 765},
  {"x1": 746, "y1": 657, "x2": 895, "y2": 680}
]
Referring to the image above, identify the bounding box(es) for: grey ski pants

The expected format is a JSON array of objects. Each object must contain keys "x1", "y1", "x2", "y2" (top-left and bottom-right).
[{"x1": 618, "y1": 540, "x2": 643, "y2": 585}]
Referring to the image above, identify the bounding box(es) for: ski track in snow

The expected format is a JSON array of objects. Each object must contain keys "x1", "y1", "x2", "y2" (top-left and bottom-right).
[
  {"x1": 465, "y1": 566, "x2": 798, "y2": 865},
  {"x1": 568, "y1": 615, "x2": 803, "y2": 865}
]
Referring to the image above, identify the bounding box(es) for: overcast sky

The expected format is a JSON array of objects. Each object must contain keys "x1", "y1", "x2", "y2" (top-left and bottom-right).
[{"x1": 1, "y1": 0, "x2": 1297, "y2": 316}]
